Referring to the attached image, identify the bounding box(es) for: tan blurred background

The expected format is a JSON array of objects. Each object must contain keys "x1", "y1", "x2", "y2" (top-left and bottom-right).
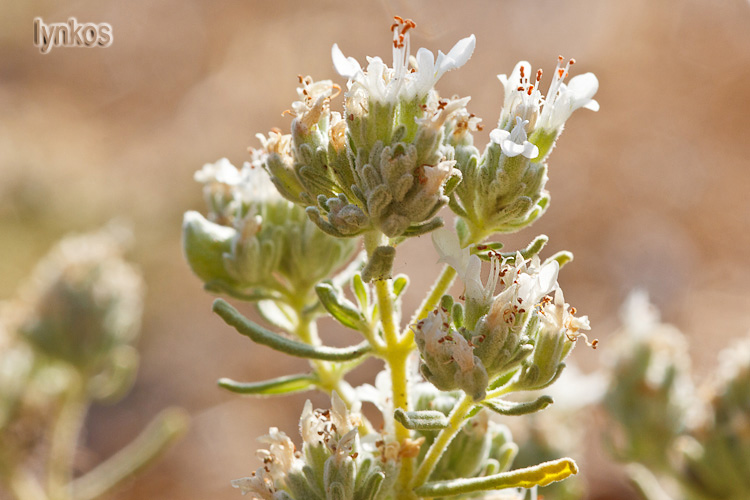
[{"x1": 2, "y1": 0, "x2": 750, "y2": 498}]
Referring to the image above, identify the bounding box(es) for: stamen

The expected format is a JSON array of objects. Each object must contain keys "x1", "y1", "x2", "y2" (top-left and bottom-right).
[{"x1": 330, "y1": 83, "x2": 342, "y2": 99}]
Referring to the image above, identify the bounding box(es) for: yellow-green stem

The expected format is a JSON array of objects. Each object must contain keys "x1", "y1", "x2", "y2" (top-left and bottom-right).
[
  {"x1": 47, "y1": 373, "x2": 87, "y2": 500},
  {"x1": 407, "y1": 264, "x2": 457, "y2": 331},
  {"x1": 294, "y1": 305, "x2": 352, "y2": 407},
  {"x1": 5, "y1": 466, "x2": 46, "y2": 500},
  {"x1": 410, "y1": 393, "x2": 475, "y2": 490},
  {"x1": 364, "y1": 231, "x2": 416, "y2": 494}
]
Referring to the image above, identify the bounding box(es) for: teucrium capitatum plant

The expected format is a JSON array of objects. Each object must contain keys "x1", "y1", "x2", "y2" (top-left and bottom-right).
[{"x1": 182, "y1": 16, "x2": 599, "y2": 499}]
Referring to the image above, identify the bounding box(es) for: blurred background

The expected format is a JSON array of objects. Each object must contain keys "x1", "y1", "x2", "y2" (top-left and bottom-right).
[{"x1": 2, "y1": 0, "x2": 750, "y2": 498}]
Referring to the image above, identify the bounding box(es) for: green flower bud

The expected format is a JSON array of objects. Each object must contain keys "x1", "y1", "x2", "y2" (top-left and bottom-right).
[
  {"x1": 414, "y1": 308, "x2": 488, "y2": 401},
  {"x1": 15, "y1": 225, "x2": 144, "y2": 377},
  {"x1": 185, "y1": 159, "x2": 356, "y2": 297},
  {"x1": 182, "y1": 210, "x2": 239, "y2": 287},
  {"x1": 469, "y1": 255, "x2": 559, "y2": 380},
  {"x1": 259, "y1": 32, "x2": 474, "y2": 240},
  {"x1": 604, "y1": 292, "x2": 690, "y2": 471},
  {"x1": 451, "y1": 132, "x2": 549, "y2": 244},
  {"x1": 677, "y1": 340, "x2": 750, "y2": 499},
  {"x1": 516, "y1": 289, "x2": 591, "y2": 391}
]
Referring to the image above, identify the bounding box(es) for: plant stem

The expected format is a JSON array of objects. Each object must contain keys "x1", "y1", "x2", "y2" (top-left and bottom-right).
[
  {"x1": 70, "y1": 408, "x2": 188, "y2": 500},
  {"x1": 410, "y1": 393, "x2": 475, "y2": 490},
  {"x1": 363, "y1": 231, "x2": 416, "y2": 495},
  {"x1": 4, "y1": 466, "x2": 46, "y2": 500},
  {"x1": 406, "y1": 264, "x2": 457, "y2": 332},
  {"x1": 293, "y1": 303, "x2": 353, "y2": 406},
  {"x1": 47, "y1": 372, "x2": 87, "y2": 500}
]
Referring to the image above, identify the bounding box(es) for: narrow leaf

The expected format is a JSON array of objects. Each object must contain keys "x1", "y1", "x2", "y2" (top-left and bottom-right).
[
  {"x1": 414, "y1": 458, "x2": 578, "y2": 497},
  {"x1": 393, "y1": 274, "x2": 409, "y2": 298},
  {"x1": 483, "y1": 395, "x2": 554, "y2": 416},
  {"x1": 401, "y1": 217, "x2": 444, "y2": 237},
  {"x1": 352, "y1": 273, "x2": 369, "y2": 309},
  {"x1": 315, "y1": 283, "x2": 364, "y2": 331},
  {"x1": 213, "y1": 299, "x2": 372, "y2": 361},
  {"x1": 476, "y1": 235, "x2": 548, "y2": 263},
  {"x1": 218, "y1": 374, "x2": 318, "y2": 396},
  {"x1": 394, "y1": 409, "x2": 449, "y2": 430},
  {"x1": 546, "y1": 250, "x2": 574, "y2": 268}
]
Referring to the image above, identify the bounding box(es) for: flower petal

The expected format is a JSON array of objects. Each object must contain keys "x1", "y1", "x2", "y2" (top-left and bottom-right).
[
  {"x1": 501, "y1": 140, "x2": 525, "y2": 157},
  {"x1": 522, "y1": 141, "x2": 540, "y2": 159},
  {"x1": 331, "y1": 43, "x2": 361, "y2": 78},
  {"x1": 441, "y1": 34, "x2": 476, "y2": 73},
  {"x1": 489, "y1": 128, "x2": 510, "y2": 145}
]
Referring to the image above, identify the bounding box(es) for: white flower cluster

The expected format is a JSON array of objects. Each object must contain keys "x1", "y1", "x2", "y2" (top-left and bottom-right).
[
  {"x1": 490, "y1": 57, "x2": 599, "y2": 159},
  {"x1": 332, "y1": 17, "x2": 475, "y2": 105}
]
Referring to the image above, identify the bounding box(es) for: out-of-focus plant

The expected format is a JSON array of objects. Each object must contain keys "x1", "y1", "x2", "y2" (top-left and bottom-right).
[
  {"x1": 183, "y1": 16, "x2": 599, "y2": 499},
  {"x1": 603, "y1": 291, "x2": 750, "y2": 500},
  {"x1": 0, "y1": 225, "x2": 187, "y2": 500}
]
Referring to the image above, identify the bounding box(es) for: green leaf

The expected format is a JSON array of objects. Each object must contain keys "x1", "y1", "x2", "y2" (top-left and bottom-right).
[
  {"x1": 414, "y1": 458, "x2": 578, "y2": 497},
  {"x1": 546, "y1": 250, "x2": 574, "y2": 268},
  {"x1": 352, "y1": 273, "x2": 369, "y2": 309},
  {"x1": 483, "y1": 395, "x2": 554, "y2": 416},
  {"x1": 394, "y1": 409, "x2": 449, "y2": 430},
  {"x1": 315, "y1": 283, "x2": 364, "y2": 331},
  {"x1": 218, "y1": 373, "x2": 318, "y2": 396},
  {"x1": 401, "y1": 217, "x2": 444, "y2": 238},
  {"x1": 393, "y1": 274, "x2": 409, "y2": 298},
  {"x1": 213, "y1": 299, "x2": 372, "y2": 361},
  {"x1": 476, "y1": 235, "x2": 549, "y2": 263}
]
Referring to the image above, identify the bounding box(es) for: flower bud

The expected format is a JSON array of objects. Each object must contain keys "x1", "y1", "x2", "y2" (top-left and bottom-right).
[
  {"x1": 450, "y1": 126, "x2": 549, "y2": 242},
  {"x1": 604, "y1": 292, "x2": 688, "y2": 471},
  {"x1": 516, "y1": 288, "x2": 590, "y2": 391},
  {"x1": 15, "y1": 225, "x2": 144, "y2": 376},
  {"x1": 259, "y1": 21, "x2": 474, "y2": 239},
  {"x1": 471, "y1": 256, "x2": 559, "y2": 379},
  {"x1": 414, "y1": 308, "x2": 489, "y2": 401},
  {"x1": 184, "y1": 159, "x2": 356, "y2": 296}
]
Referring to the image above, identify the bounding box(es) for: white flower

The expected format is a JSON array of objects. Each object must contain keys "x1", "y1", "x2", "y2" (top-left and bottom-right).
[
  {"x1": 332, "y1": 17, "x2": 475, "y2": 104},
  {"x1": 431, "y1": 228, "x2": 495, "y2": 305},
  {"x1": 231, "y1": 468, "x2": 276, "y2": 499},
  {"x1": 512, "y1": 256, "x2": 559, "y2": 306},
  {"x1": 620, "y1": 289, "x2": 660, "y2": 337},
  {"x1": 298, "y1": 393, "x2": 361, "y2": 454},
  {"x1": 416, "y1": 95, "x2": 472, "y2": 132},
  {"x1": 537, "y1": 56, "x2": 599, "y2": 133},
  {"x1": 497, "y1": 61, "x2": 543, "y2": 130},
  {"x1": 194, "y1": 157, "x2": 242, "y2": 186},
  {"x1": 414, "y1": 309, "x2": 479, "y2": 376},
  {"x1": 432, "y1": 227, "x2": 470, "y2": 275},
  {"x1": 490, "y1": 117, "x2": 539, "y2": 159},
  {"x1": 237, "y1": 161, "x2": 284, "y2": 205},
  {"x1": 409, "y1": 34, "x2": 475, "y2": 100},
  {"x1": 255, "y1": 427, "x2": 301, "y2": 481},
  {"x1": 485, "y1": 255, "x2": 558, "y2": 331},
  {"x1": 541, "y1": 287, "x2": 592, "y2": 345}
]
